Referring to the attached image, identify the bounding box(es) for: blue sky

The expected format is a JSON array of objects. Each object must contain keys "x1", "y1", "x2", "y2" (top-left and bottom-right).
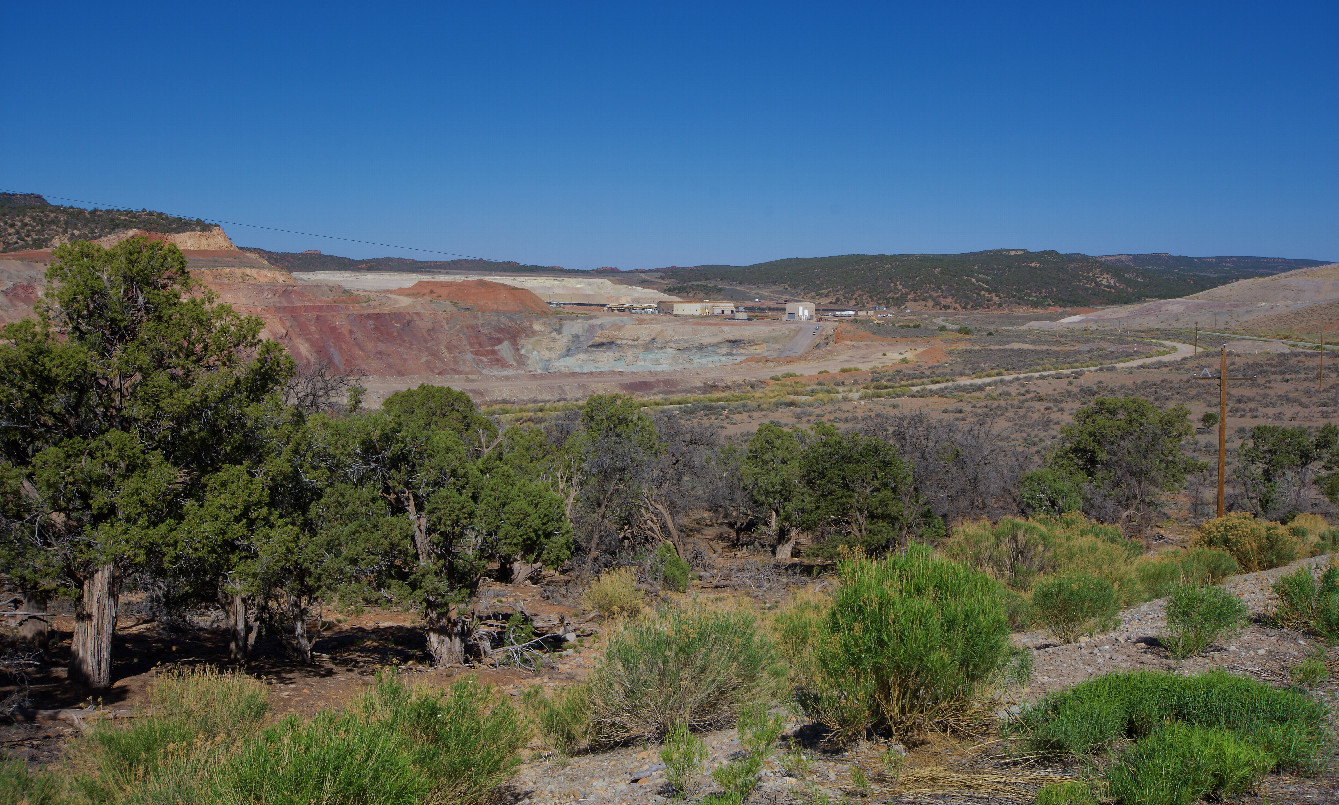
[{"x1": 3, "y1": 2, "x2": 1336, "y2": 268}]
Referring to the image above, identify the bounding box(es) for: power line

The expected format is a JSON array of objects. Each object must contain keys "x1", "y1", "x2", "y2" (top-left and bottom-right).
[{"x1": 2, "y1": 190, "x2": 507, "y2": 264}]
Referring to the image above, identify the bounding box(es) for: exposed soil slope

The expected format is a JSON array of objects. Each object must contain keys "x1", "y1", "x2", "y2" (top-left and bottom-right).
[
  {"x1": 389, "y1": 279, "x2": 551, "y2": 314},
  {"x1": 1031, "y1": 262, "x2": 1339, "y2": 331}
]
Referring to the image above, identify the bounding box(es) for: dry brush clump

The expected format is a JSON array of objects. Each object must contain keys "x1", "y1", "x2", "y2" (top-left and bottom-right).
[{"x1": 1193, "y1": 512, "x2": 1301, "y2": 572}]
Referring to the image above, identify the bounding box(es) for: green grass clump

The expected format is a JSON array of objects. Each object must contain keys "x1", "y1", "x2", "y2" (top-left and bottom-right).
[
  {"x1": 69, "y1": 666, "x2": 270, "y2": 803},
  {"x1": 0, "y1": 758, "x2": 60, "y2": 805},
  {"x1": 209, "y1": 675, "x2": 526, "y2": 805},
  {"x1": 586, "y1": 604, "x2": 783, "y2": 746},
  {"x1": 1289, "y1": 652, "x2": 1330, "y2": 688},
  {"x1": 522, "y1": 683, "x2": 591, "y2": 756},
  {"x1": 1011, "y1": 669, "x2": 1329, "y2": 772},
  {"x1": 1271, "y1": 563, "x2": 1339, "y2": 643},
  {"x1": 1104, "y1": 722, "x2": 1274, "y2": 805},
  {"x1": 794, "y1": 545, "x2": 1025, "y2": 741},
  {"x1": 1034, "y1": 780, "x2": 1097, "y2": 805},
  {"x1": 1031, "y1": 573, "x2": 1118, "y2": 643},
  {"x1": 660, "y1": 723, "x2": 708, "y2": 799},
  {"x1": 708, "y1": 705, "x2": 785, "y2": 800},
  {"x1": 1163, "y1": 583, "x2": 1249, "y2": 660}
]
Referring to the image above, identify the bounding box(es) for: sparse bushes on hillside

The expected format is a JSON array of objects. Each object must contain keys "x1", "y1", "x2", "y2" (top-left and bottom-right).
[
  {"x1": 1194, "y1": 512, "x2": 1300, "y2": 572},
  {"x1": 791, "y1": 546, "x2": 1024, "y2": 742},
  {"x1": 1163, "y1": 583, "x2": 1249, "y2": 660},
  {"x1": 585, "y1": 605, "x2": 783, "y2": 747},
  {"x1": 1031, "y1": 573, "x2": 1119, "y2": 643}
]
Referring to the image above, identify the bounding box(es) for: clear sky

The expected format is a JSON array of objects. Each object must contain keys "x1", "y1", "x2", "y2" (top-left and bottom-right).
[{"x1": 3, "y1": 1, "x2": 1336, "y2": 268}]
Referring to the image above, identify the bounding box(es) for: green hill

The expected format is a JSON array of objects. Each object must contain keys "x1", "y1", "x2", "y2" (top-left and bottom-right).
[
  {"x1": 652, "y1": 250, "x2": 1308, "y2": 309},
  {"x1": 0, "y1": 193, "x2": 214, "y2": 252},
  {"x1": 1094, "y1": 253, "x2": 1330, "y2": 278}
]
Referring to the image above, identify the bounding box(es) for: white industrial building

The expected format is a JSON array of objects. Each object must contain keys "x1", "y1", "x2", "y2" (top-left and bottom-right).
[{"x1": 785, "y1": 302, "x2": 814, "y2": 321}]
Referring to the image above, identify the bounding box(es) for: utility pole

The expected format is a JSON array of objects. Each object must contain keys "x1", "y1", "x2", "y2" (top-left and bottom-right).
[
  {"x1": 1192, "y1": 345, "x2": 1255, "y2": 517},
  {"x1": 1321, "y1": 331, "x2": 1326, "y2": 390},
  {"x1": 1193, "y1": 322, "x2": 1198, "y2": 356}
]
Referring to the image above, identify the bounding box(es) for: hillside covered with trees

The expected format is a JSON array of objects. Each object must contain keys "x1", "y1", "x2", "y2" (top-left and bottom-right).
[
  {"x1": 654, "y1": 250, "x2": 1311, "y2": 309},
  {"x1": 246, "y1": 248, "x2": 568, "y2": 275},
  {"x1": 0, "y1": 193, "x2": 215, "y2": 252}
]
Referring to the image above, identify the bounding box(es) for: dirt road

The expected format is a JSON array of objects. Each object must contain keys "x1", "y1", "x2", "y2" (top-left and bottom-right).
[{"x1": 917, "y1": 339, "x2": 1194, "y2": 393}]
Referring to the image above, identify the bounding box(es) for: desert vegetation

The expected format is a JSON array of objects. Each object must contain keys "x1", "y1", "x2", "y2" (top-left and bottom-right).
[{"x1": 3, "y1": 238, "x2": 1338, "y2": 804}]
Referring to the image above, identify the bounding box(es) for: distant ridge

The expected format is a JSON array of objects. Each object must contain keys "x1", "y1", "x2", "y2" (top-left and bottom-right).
[
  {"x1": 0, "y1": 193, "x2": 214, "y2": 252},
  {"x1": 244, "y1": 248, "x2": 570, "y2": 275},
  {"x1": 1095, "y1": 253, "x2": 1329, "y2": 277},
  {"x1": 647, "y1": 250, "x2": 1324, "y2": 310}
]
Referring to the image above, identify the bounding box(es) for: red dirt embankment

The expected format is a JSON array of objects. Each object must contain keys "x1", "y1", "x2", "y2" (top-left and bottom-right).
[{"x1": 389, "y1": 280, "x2": 550, "y2": 315}]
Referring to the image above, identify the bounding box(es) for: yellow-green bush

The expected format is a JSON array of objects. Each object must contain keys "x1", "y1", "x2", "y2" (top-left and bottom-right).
[
  {"x1": 1193, "y1": 513, "x2": 1300, "y2": 572},
  {"x1": 1288, "y1": 513, "x2": 1338, "y2": 557},
  {"x1": 942, "y1": 514, "x2": 1144, "y2": 604},
  {"x1": 583, "y1": 567, "x2": 644, "y2": 618}
]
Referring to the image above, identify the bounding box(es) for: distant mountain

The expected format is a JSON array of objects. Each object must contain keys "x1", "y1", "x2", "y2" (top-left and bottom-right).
[
  {"x1": 1095, "y1": 253, "x2": 1330, "y2": 278},
  {"x1": 651, "y1": 250, "x2": 1250, "y2": 309},
  {"x1": 245, "y1": 248, "x2": 569, "y2": 275},
  {"x1": 0, "y1": 193, "x2": 215, "y2": 252}
]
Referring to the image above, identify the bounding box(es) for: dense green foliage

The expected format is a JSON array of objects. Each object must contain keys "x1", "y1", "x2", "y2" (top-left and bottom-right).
[
  {"x1": 792, "y1": 546, "x2": 1022, "y2": 741},
  {"x1": 1013, "y1": 670, "x2": 1330, "y2": 805},
  {"x1": 1234, "y1": 424, "x2": 1339, "y2": 519},
  {"x1": 1043, "y1": 396, "x2": 1202, "y2": 533},
  {"x1": 0, "y1": 193, "x2": 214, "y2": 252},
  {"x1": 1012, "y1": 669, "x2": 1329, "y2": 770}
]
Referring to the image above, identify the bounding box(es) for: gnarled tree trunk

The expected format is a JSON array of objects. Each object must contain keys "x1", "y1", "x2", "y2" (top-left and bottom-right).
[
  {"x1": 424, "y1": 609, "x2": 468, "y2": 666},
  {"x1": 70, "y1": 563, "x2": 117, "y2": 689},
  {"x1": 17, "y1": 591, "x2": 49, "y2": 646},
  {"x1": 225, "y1": 592, "x2": 258, "y2": 663}
]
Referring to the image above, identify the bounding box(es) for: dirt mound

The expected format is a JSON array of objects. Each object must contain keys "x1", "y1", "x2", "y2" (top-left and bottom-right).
[
  {"x1": 389, "y1": 280, "x2": 550, "y2": 314},
  {"x1": 92, "y1": 226, "x2": 236, "y2": 251}
]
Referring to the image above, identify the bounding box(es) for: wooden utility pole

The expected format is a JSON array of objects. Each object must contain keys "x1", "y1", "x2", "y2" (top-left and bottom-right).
[
  {"x1": 1193, "y1": 345, "x2": 1253, "y2": 518},
  {"x1": 1217, "y1": 345, "x2": 1227, "y2": 517},
  {"x1": 1321, "y1": 331, "x2": 1326, "y2": 390},
  {"x1": 1193, "y1": 322, "x2": 1198, "y2": 356}
]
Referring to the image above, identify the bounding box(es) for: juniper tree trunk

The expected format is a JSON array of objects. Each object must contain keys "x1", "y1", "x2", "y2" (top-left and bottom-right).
[
  {"x1": 17, "y1": 591, "x2": 48, "y2": 646},
  {"x1": 70, "y1": 563, "x2": 116, "y2": 689},
  {"x1": 226, "y1": 592, "x2": 258, "y2": 663},
  {"x1": 424, "y1": 610, "x2": 467, "y2": 666}
]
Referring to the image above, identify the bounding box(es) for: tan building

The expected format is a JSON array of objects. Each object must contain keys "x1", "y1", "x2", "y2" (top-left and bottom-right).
[{"x1": 785, "y1": 302, "x2": 814, "y2": 321}]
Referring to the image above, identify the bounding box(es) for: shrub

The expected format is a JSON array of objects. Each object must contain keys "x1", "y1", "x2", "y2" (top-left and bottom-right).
[
  {"x1": 708, "y1": 705, "x2": 785, "y2": 800},
  {"x1": 212, "y1": 675, "x2": 526, "y2": 805},
  {"x1": 1011, "y1": 669, "x2": 1329, "y2": 772},
  {"x1": 660, "y1": 723, "x2": 708, "y2": 799},
  {"x1": 0, "y1": 758, "x2": 60, "y2": 805},
  {"x1": 1135, "y1": 548, "x2": 1240, "y2": 600},
  {"x1": 652, "y1": 543, "x2": 691, "y2": 592},
  {"x1": 1104, "y1": 722, "x2": 1274, "y2": 805},
  {"x1": 1019, "y1": 469, "x2": 1084, "y2": 517},
  {"x1": 1271, "y1": 563, "x2": 1339, "y2": 643},
  {"x1": 1194, "y1": 513, "x2": 1299, "y2": 572},
  {"x1": 586, "y1": 605, "x2": 783, "y2": 746},
  {"x1": 584, "y1": 567, "x2": 643, "y2": 618},
  {"x1": 69, "y1": 667, "x2": 269, "y2": 802},
  {"x1": 796, "y1": 545, "x2": 1023, "y2": 741},
  {"x1": 943, "y1": 514, "x2": 1141, "y2": 603},
  {"x1": 521, "y1": 683, "x2": 590, "y2": 756},
  {"x1": 1289, "y1": 652, "x2": 1329, "y2": 688},
  {"x1": 1289, "y1": 513, "x2": 1339, "y2": 556},
  {"x1": 1032, "y1": 573, "x2": 1118, "y2": 643},
  {"x1": 1163, "y1": 583, "x2": 1249, "y2": 660},
  {"x1": 1034, "y1": 781, "x2": 1097, "y2": 805}
]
